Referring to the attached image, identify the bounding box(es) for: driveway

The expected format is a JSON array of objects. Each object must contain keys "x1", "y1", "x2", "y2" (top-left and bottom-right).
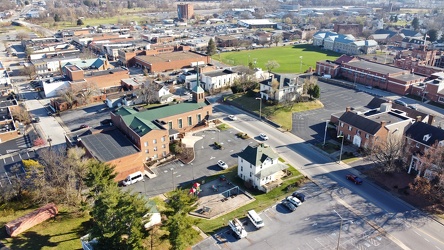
[{"x1": 123, "y1": 126, "x2": 257, "y2": 197}]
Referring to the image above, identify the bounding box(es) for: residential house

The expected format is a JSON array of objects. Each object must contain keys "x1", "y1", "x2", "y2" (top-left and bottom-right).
[
  {"x1": 200, "y1": 69, "x2": 239, "y2": 92},
  {"x1": 405, "y1": 122, "x2": 444, "y2": 179},
  {"x1": 259, "y1": 74, "x2": 302, "y2": 102},
  {"x1": 335, "y1": 103, "x2": 414, "y2": 149},
  {"x1": 237, "y1": 144, "x2": 289, "y2": 192}
]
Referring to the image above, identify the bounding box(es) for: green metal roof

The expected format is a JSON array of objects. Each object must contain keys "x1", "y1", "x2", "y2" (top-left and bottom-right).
[
  {"x1": 238, "y1": 144, "x2": 278, "y2": 166},
  {"x1": 116, "y1": 101, "x2": 210, "y2": 137},
  {"x1": 192, "y1": 85, "x2": 205, "y2": 93}
]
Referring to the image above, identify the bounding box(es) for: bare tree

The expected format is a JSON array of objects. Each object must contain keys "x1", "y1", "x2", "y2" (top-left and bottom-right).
[
  {"x1": 367, "y1": 134, "x2": 407, "y2": 173},
  {"x1": 71, "y1": 81, "x2": 99, "y2": 105},
  {"x1": 271, "y1": 34, "x2": 282, "y2": 47},
  {"x1": 16, "y1": 32, "x2": 30, "y2": 41},
  {"x1": 265, "y1": 60, "x2": 280, "y2": 73},
  {"x1": 11, "y1": 104, "x2": 31, "y2": 124},
  {"x1": 58, "y1": 87, "x2": 78, "y2": 109},
  {"x1": 141, "y1": 81, "x2": 159, "y2": 104},
  {"x1": 270, "y1": 78, "x2": 279, "y2": 100},
  {"x1": 21, "y1": 65, "x2": 36, "y2": 80}
]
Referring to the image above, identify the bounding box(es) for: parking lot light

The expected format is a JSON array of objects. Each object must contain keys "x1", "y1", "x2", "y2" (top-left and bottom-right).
[{"x1": 337, "y1": 135, "x2": 344, "y2": 163}]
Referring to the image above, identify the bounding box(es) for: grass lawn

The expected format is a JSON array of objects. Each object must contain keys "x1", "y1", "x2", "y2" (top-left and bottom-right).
[
  {"x1": 0, "y1": 206, "x2": 90, "y2": 250},
  {"x1": 216, "y1": 123, "x2": 230, "y2": 131},
  {"x1": 226, "y1": 93, "x2": 324, "y2": 130},
  {"x1": 316, "y1": 142, "x2": 340, "y2": 154},
  {"x1": 215, "y1": 44, "x2": 340, "y2": 73},
  {"x1": 196, "y1": 166, "x2": 306, "y2": 234}
]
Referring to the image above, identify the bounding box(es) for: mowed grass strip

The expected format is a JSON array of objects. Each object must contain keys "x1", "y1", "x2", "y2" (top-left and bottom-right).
[
  {"x1": 215, "y1": 44, "x2": 340, "y2": 73},
  {"x1": 226, "y1": 93, "x2": 324, "y2": 130}
]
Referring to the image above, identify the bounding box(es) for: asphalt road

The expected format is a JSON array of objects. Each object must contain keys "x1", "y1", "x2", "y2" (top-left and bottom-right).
[
  {"x1": 195, "y1": 182, "x2": 401, "y2": 250},
  {"x1": 204, "y1": 103, "x2": 444, "y2": 250}
]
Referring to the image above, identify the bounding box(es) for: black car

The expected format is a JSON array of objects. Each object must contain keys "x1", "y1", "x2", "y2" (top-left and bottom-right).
[
  {"x1": 282, "y1": 200, "x2": 296, "y2": 212},
  {"x1": 292, "y1": 192, "x2": 306, "y2": 202}
]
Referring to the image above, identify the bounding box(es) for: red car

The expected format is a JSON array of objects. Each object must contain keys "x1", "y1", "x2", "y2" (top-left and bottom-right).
[
  {"x1": 79, "y1": 124, "x2": 89, "y2": 129},
  {"x1": 346, "y1": 174, "x2": 363, "y2": 185}
]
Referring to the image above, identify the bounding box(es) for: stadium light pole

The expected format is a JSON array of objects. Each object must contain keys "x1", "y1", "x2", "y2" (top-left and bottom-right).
[{"x1": 299, "y1": 56, "x2": 303, "y2": 73}]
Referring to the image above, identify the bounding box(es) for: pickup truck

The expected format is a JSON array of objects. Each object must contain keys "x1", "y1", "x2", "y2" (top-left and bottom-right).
[{"x1": 228, "y1": 218, "x2": 247, "y2": 239}]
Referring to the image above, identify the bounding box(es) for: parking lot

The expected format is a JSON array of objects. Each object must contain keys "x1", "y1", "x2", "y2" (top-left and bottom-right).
[
  {"x1": 59, "y1": 103, "x2": 111, "y2": 131},
  {"x1": 193, "y1": 182, "x2": 401, "y2": 250},
  {"x1": 123, "y1": 126, "x2": 259, "y2": 197}
]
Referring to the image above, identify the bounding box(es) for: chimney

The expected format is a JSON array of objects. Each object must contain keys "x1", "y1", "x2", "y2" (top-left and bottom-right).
[
  {"x1": 416, "y1": 116, "x2": 422, "y2": 122},
  {"x1": 428, "y1": 114, "x2": 435, "y2": 125},
  {"x1": 380, "y1": 121, "x2": 386, "y2": 127},
  {"x1": 346, "y1": 107, "x2": 351, "y2": 112}
]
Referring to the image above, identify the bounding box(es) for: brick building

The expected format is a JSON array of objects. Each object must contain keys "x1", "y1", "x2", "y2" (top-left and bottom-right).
[
  {"x1": 316, "y1": 55, "x2": 427, "y2": 95},
  {"x1": 134, "y1": 51, "x2": 210, "y2": 74},
  {"x1": 118, "y1": 44, "x2": 190, "y2": 67},
  {"x1": 177, "y1": 3, "x2": 194, "y2": 20},
  {"x1": 76, "y1": 85, "x2": 213, "y2": 181}
]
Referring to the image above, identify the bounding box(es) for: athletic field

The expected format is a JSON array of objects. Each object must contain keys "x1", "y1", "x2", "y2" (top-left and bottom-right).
[{"x1": 215, "y1": 44, "x2": 341, "y2": 73}]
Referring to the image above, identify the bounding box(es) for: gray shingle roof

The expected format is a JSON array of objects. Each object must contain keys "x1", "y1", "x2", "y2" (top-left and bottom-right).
[
  {"x1": 237, "y1": 144, "x2": 278, "y2": 166},
  {"x1": 339, "y1": 112, "x2": 382, "y2": 135},
  {"x1": 405, "y1": 122, "x2": 444, "y2": 147}
]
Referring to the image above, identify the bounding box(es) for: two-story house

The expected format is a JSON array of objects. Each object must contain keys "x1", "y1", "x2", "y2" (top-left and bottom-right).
[
  {"x1": 335, "y1": 103, "x2": 414, "y2": 149},
  {"x1": 237, "y1": 144, "x2": 288, "y2": 192},
  {"x1": 405, "y1": 122, "x2": 444, "y2": 179},
  {"x1": 200, "y1": 69, "x2": 239, "y2": 92},
  {"x1": 259, "y1": 74, "x2": 302, "y2": 102}
]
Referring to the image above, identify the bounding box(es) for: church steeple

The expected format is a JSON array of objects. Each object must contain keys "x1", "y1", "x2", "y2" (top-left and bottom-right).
[{"x1": 191, "y1": 85, "x2": 205, "y2": 103}]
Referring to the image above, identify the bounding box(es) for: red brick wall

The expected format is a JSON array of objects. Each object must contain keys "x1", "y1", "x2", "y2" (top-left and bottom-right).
[{"x1": 85, "y1": 70, "x2": 129, "y2": 89}]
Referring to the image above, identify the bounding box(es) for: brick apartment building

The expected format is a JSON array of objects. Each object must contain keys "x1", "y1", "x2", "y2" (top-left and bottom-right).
[
  {"x1": 64, "y1": 64, "x2": 129, "y2": 89},
  {"x1": 118, "y1": 44, "x2": 190, "y2": 67},
  {"x1": 316, "y1": 55, "x2": 427, "y2": 95},
  {"x1": 77, "y1": 85, "x2": 212, "y2": 181},
  {"x1": 177, "y1": 3, "x2": 193, "y2": 20},
  {"x1": 134, "y1": 51, "x2": 210, "y2": 73}
]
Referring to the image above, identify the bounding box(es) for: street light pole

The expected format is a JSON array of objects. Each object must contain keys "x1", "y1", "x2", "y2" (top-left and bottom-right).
[
  {"x1": 47, "y1": 136, "x2": 52, "y2": 149},
  {"x1": 323, "y1": 120, "x2": 329, "y2": 146},
  {"x1": 334, "y1": 210, "x2": 344, "y2": 250},
  {"x1": 337, "y1": 135, "x2": 344, "y2": 163},
  {"x1": 255, "y1": 97, "x2": 262, "y2": 121},
  {"x1": 171, "y1": 167, "x2": 175, "y2": 190}
]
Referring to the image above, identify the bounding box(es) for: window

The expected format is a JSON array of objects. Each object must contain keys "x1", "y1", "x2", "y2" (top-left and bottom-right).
[
  {"x1": 241, "y1": 166, "x2": 243, "y2": 171},
  {"x1": 365, "y1": 133, "x2": 369, "y2": 139},
  {"x1": 153, "y1": 139, "x2": 157, "y2": 144},
  {"x1": 197, "y1": 114, "x2": 202, "y2": 123},
  {"x1": 153, "y1": 154, "x2": 158, "y2": 159},
  {"x1": 145, "y1": 149, "x2": 149, "y2": 153},
  {"x1": 250, "y1": 172, "x2": 252, "y2": 177},
  {"x1": 161, "y1": 136, "x2": 165, "y2": 142},
  {"x1": 162, "y1": 151, "x2": 166, "y2": 157},
  {"x1": 348, "y1": 125, "x2": 352, "y2": 131},
  {"x1": 168, "y1": 121, "x2": 172, "y2": 129},
  {"x1": 340, "y1": 122, "x2": 344, "y2": 127},
  {"x1": 162, "y1": 144, "x2": 166, "y2": 148},
  {"x1": 153, "y1": 147, "x2": 158, "y2": 151},
  {"x1": 347, "y1": 134, "x2": 351, "y2": 140},
  {"x1": 250, "y1": 164, "x2": 253, "y2": 168},
  {"x1": 188, "y1": 116, "x2": 192, "y2": 126},
  {"x1": 144, "y1": 142, "x2": 148, "y2": 147},
  {"x1": 178, "y1": 119, "x2": 183, "y2": 128}
]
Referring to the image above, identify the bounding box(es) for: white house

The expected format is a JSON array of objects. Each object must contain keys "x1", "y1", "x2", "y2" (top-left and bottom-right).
[
  {"x1": 237, "y1": 144, "x2": 288, "y2": 192},
  {"x1": 200, "y1": 69, "x2": 239, "y2": 91},
  {"x1": 157, "y1": 85, "x2": 174, "y2": 103},
  {"x1": 259, "y1": 74, "x2": 303, "y2": 102}
]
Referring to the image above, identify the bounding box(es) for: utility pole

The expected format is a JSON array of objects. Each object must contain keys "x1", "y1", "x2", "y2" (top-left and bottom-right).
[{"x1": 334, "y1": 210, "x2": 344, "y2": 250}]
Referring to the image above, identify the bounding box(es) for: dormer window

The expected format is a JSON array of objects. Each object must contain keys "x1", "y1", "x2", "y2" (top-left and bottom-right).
[{"x1": 423, "y1": 134, "x2": 431, "y2": 142}]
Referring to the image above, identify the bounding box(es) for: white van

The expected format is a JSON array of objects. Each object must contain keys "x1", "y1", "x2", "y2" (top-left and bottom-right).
[
  {"x1": 122, "y1": 171, "x2": 144, "y2": 186},
  {"x1": 247, "y1": 210, "x2": 264, "y2": 229}
]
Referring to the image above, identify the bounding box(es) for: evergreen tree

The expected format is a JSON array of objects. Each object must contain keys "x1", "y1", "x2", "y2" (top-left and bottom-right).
[
  {"x1": 206, "y1": 38, "x2": 217, "y2": 56},
  {"x1": 312, "y1": 85, "x2": 320, "y2": 99},
  {"x1": 54, "y1": 14, "x2": 61, "y2": 22},
  {"x1": 411, "y1": 17, "x2": 419, "y2": 30},
  {"x1": 84, "y1": 160, "x2": 117, "y2": 199},
  {"x1": 77, "y1": 19, "x2": 84, "y2": 26}
]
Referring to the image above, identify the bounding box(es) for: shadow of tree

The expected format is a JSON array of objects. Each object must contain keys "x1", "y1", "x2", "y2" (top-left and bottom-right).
[{"x1": 9, "y1": 231, "x2": 58, "y2": 249}]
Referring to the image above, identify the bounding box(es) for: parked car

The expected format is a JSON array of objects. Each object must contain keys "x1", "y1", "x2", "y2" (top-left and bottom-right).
[
  {"x1": 217, "y1": 160, "x2": 228, "y2": 170},
  {"x1": 292, "y1": 192, "x2": 306, "y2": 202},
  {"x1": 228, "y1": 115, "x2": 237, "y2": 120},
  {"x1": 281, "y1": 200, "x2": 296, "y2": 212},
  {"x1": 259, "y1": 133, "x2": 268, "y2": 140},
  {"x1": 286, "y1": 196, "x2": 302, "y2": 207},
  {"x1": 79, "y1": 124, "x2": 89, "y2": 129},
  {"x1": 346, "y1": 174, "x2": 363, "y2": 184}
]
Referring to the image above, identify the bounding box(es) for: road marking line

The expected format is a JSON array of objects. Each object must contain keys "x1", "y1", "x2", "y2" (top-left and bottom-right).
[{"x1": 424, "y1": 238, "x2": 430, "y2": 242}]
